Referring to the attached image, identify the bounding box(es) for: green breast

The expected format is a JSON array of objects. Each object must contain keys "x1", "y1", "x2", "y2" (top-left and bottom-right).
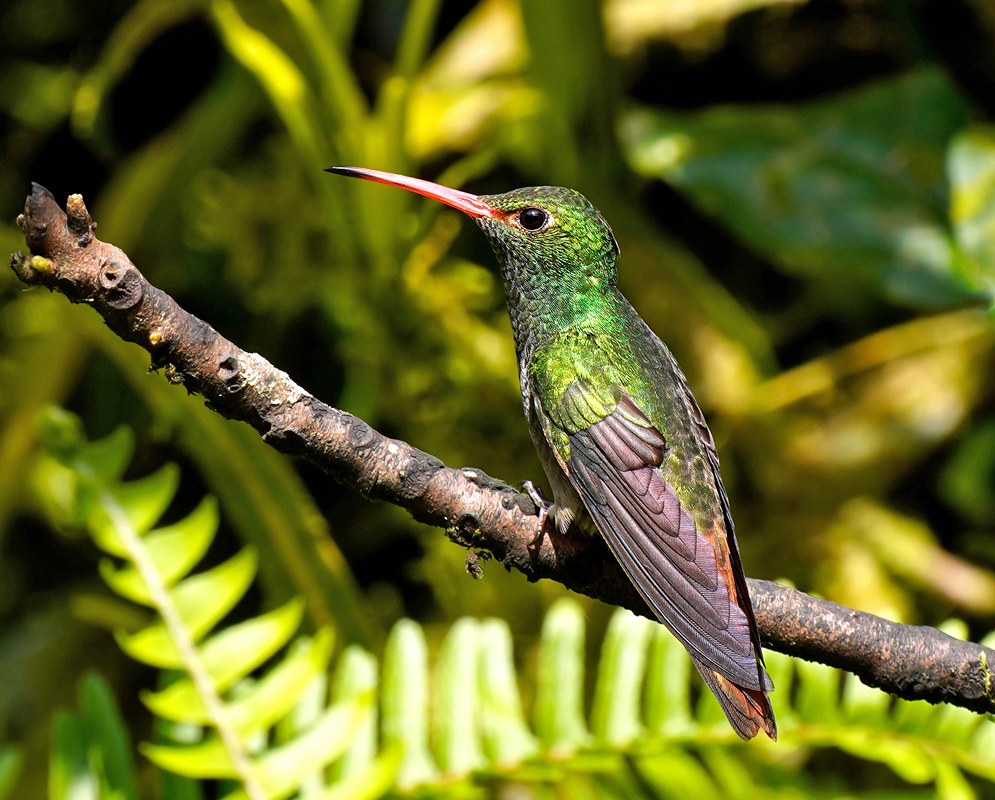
[{"x1": 528, "y1": 300, "x2": 722, "y2": 526}]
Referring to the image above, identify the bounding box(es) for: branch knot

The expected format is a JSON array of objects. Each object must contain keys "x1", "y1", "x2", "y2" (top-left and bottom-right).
[{"x1": 99, "y1": 259, "x2": 143, "y2": 310}]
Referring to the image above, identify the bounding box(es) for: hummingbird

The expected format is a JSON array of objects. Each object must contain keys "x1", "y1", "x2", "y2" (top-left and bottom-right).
[{"x1": 327, "y1": 166, "x2": 776, "y2": 740}]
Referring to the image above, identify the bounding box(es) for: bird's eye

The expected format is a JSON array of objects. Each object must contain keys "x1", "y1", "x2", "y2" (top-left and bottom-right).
[{"x1": 518, "y1": 207, "x2": 549, "y2": 231}]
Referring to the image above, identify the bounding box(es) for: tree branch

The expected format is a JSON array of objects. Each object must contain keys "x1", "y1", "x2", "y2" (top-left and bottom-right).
[{"x1": 10, "y1": 185, "x2": 995, "y2": 715}]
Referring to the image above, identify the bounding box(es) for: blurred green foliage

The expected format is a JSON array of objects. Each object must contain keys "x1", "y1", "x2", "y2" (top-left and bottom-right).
[
  {"x1": 31, "y1": 412, "x2": 995, "y2": 798},
  {"x1": 623, "y1": 68, "x2": 980, "y2": 309},
  {"x1": 3, "y1": 0, "x2": 995, "y2": 796}
]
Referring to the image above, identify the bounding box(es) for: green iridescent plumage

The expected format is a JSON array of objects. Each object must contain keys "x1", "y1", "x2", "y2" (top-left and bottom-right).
[
  {"x1": 328, "y1": 167, "x2": 777, "y2": 741},
  {"x1": 477, "y1": 187, "x2": 725, "y2": 537}
]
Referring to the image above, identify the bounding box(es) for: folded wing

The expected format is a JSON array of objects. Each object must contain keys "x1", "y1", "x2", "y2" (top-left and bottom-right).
[{"x1": 556, "y1": 382, "x2": 766, "y2": 692}]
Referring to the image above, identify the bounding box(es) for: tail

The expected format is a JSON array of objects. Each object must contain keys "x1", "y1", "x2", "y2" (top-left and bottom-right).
[{"x1": 691, "y1": 657, "x2": 777, "y2": 741}]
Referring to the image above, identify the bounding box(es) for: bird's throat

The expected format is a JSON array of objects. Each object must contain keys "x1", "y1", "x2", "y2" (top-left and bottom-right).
[{"x1": 499, "y1": 268, "x2": 621, "y2": 365}]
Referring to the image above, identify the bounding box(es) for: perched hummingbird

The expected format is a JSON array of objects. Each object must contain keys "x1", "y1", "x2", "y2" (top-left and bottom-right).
[{"x1": 327, "y1": 167, "x2": 776, "y2": 740}]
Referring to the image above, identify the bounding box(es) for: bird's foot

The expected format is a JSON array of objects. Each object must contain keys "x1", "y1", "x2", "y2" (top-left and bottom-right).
[{"x1": 520, "y1": 480, "x2": 553, "y2": 547}]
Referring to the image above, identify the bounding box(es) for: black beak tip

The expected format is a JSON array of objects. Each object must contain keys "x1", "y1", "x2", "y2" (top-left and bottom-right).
[{"x1": 325, "y1": 166, "x2": 351, "y2": 175}]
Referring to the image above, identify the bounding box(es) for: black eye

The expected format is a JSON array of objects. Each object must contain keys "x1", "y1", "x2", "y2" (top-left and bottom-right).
[{"x1": 518, "y1": 207, "x2": 548, "y2": 231}]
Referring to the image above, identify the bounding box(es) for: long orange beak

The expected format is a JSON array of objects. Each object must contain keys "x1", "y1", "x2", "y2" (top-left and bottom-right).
[{"x1": 325, "y1": 166, "x2": 497, "y2": 219}]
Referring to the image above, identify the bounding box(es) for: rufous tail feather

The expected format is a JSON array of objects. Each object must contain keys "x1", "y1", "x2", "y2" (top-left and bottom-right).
[{"x1": 691, "y1": 657, "x2": 777, "y2": 741}]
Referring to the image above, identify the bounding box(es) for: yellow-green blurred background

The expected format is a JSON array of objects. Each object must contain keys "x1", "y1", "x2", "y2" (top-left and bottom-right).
[{"x1": 3, "y1": 0, "x2": 995, "y2": 797}]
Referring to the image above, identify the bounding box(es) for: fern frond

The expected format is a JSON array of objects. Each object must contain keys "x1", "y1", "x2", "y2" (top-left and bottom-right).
[{"x1": 35, "y1": 410, "x2": 389, "y2": 800}]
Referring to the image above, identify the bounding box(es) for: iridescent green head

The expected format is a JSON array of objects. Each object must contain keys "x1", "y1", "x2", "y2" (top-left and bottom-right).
[
  {"x1": 325, "y1": 167, "x2": 619, "y2": 290},
  {"x1": 475, "y1": 186, "x2": 619, "y2": 287}
]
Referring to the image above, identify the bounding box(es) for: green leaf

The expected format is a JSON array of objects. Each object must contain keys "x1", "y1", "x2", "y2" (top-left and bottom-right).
[
  {"x1": 591, "y1": 609, "x2": 653, "y2": 747},
  {"x1": 275, "y1": 0, "x2": 367, "y2": 135},
  {"x1": 760, "y1": 648, "x2": 794, "y2": 729},
  {"x1": 88, "y1": 464, "x2": 180, "y2": 556},
  {"x1": 258, "y1": 699, "x2": 367, "y2": 798},
  {"x1": 49, "y1": 711, "x2": 99, "y2": 800},
  {"x1": 835, "y1": 729, "x2": 935, "y2": 785},
  {"x1": 940, "y1": 417, "x2": 995, "y2": 525},
  {"x1": 948, "y1": 124, "x2": 995, "y2": 298},
  {"x1": 793, "y1": 657, "x2": 841, "y2": 728},
  {"x1": 892, "y1": 688, "x2": 942, "y2": 737},
  {"x1": 100, "y1": 496, "x2": 218, "y2": 603},
  {"x1": 140, "y1": 598, "x2": 305, "y2": 720},
  {"x1": 95, "y1": 325, "x2": 379, "y2": 648},
  {"x1": 312, "y1": 746, "x2": 401, "y2": 800},
  {"x1": 228, "y1": 628, "x2": 336, "y2": 737},
  {"x1": 381, "y1": 619, "x2": 437, "y2": 789},
  {"x1": 520, "y1": 0, "x2": 609, "y2": 184},
  {"x1": 621, "y1": 67, "x2": 980, "y2": 309},
  {"x1": 330, "y1": 645, "x2": 379, "y2": 780},
  {"x1": 934, "y1": 759, "x2": 974, "y2": 800},
  {"x1": 76, "y1": 426, "x2": 135, "y2": 487},
  {"x1": 635, "y1": 748, "x2": 722, "y2": 799},
  {"x1": 644, "y1": 622, "x2": 694, "y2": 736},
  {"x1": 280, "y1": 647, "x2": 328, "y2": 796},
  {"x1": 698, "y1": 748, "x2": 759, "y2": 800},
  {"x1": 140, "y1": 738, "x2": 236, "y2": 780},
  {"x1": 219, "y1": 698, "x2": 369, "y2": 800},
  {"x1": 31, "y1": 412, "x2": 133, "y2": 532},
  {"x1": 34, "y1": 407, "x2": 122, "y2": 476},
  {"x1": 208, "y1": 0, "x2": 328, "y2": 193},
  {"x1": 432, "y1": 617, "x2": 485, "y2": 776},
  {"x1": 0, "y1": 746, "x2": 22, "y2": 800},
  {"x1": 151, "y1": 697, "x2": 206, "y2": 800},
  {"x1": 478, "y1": 618, "x2": 538, "y2": 767},
  {"x1": 840, "y1": 665, "x2": 890, "y2": 728},
  {"x1": 534, "y1": 598, "x2": 590, "y2": 755},
  {"x1": 77, "y1": 672, "x2": 139, "y2": 800},
  {"x1": 116, "y1": 547, "x2": 258, "y2": 668}
]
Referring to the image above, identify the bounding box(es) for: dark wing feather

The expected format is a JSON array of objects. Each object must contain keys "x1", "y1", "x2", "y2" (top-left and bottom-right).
[
  {"x1": 561, "y1": 384, "x2": 763, "y2": 690},
  {"x1": 674, "y1": 372, "x2": 773, "y2": 694}
]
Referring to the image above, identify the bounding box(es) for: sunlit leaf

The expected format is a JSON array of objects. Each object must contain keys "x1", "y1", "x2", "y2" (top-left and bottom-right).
[
  {"x1": 478, "y1": 618, "x2": 538, "y2": 767},
  {"x1": 140, "y1": 738, "x2": 236, "y2": 780},
  {"x1": 381, "y1": 619, "x2": 437, "y2": 788},
  {"x1": 242, "y1": 698, "x2": 370, "y2": 800},
  {"x1": 590, "y1": 609, "x2": 653, "y2": 746},
  {"x1": 89, "y1": 464, "x2": 180, "y2": 555},
  {"x1": 948, "y1": 124, "x2": 995, "y2": 299},
  {"x1": 116, "y1": 548, "x2": 258, "y2": 668},
  {"x1": 330, "y1": 645, "x2": 379, "y2": 780},
  {"x1": 604, "y1": 0, "x2": 808, "y2": 56},
  {"x1": 432, "y1": 617, "x2": 485, "y2": 775},
  {"x1": 140, "y1": 599, "x2": 305, "y2": 719},
  {"x1": 100, "y1": 497, "x2": 218, "y2": 604},
  {"x1": 644, "y1": 622, "x2": 694, "y2": 736},
  {"x1": 635, "y1": 748, "x2": 722, "y2": 799},
  {"x1": 228, "y1": 629, "x2": 335, "y2": 737},
  {"x1": 312, "y1": 746, "x2": 401, "y2": 800},
  {"x1": 534, "y1": 598, "x2": 590, "y2": 755}
]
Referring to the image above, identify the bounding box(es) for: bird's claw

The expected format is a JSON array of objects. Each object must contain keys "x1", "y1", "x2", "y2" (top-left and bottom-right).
[{"x1": 521, "y1": 480, "x2": 553, "y2": 547}]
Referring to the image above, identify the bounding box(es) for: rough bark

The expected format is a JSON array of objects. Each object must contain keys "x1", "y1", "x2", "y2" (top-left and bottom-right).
[{"x1": 10, "y1": 185, "x2": 995, "y2": 715}]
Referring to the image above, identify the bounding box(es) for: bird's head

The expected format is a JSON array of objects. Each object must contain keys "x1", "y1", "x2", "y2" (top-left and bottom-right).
[{"x1": 326, "y1": 167, "x2": 619, "y2": 289}]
